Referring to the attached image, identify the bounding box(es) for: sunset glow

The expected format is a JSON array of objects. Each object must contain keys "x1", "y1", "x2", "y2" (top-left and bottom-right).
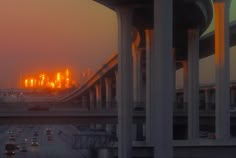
[{"x1": 23, "y1": 68, "x2": 76, "y2": 89}]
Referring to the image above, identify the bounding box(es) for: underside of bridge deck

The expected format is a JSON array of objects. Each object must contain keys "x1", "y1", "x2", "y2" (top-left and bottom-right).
[{"x1": 95, "y1": 0, "x2": 213, "y2": 60}]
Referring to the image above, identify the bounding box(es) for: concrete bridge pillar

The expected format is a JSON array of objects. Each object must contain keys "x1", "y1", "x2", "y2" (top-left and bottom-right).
[
  {"x1": 230, "y1": 88, "x2": 235, "y2": 105},
  {"x1": 214, "y1": 0, "x2": 231, "y2": 140},
  {"x1": 132, "y1": 37, "x2": 144, "y2": 142},
  {"x1": 95, "y1": 82, "x2": 102, "y2": 110},
  {"x1": 105, "y1": 77, "x2": 112, "y2": 109},
  {"x1": 82, "y1": 96, "x2": 87, "y2": 109},
  {"x1": 209, "y1": 88, "x2": 216, "y2": 110},
  {"x1": 152, "y1": 0, "x2": 173, "y2": 157},
  {"x1": 183, "y1": 60, "x2": 188, "y2": 111},
  {"x1": 205, "y1": 89, "x2": 210, "y2": 111},
  {"x1": 132, "y1": 41, "x2": 142, "y2": 108},
  {"x1": 173, "y1": 48, "x2": 176, "y2": 109},
  {"x1": 105, "y1": 77, "x2": 113, "y2": 134},
  {"x1": 187, "y1": 28, "x2": 200, "y2": 140},
  {"x1": 144, "y1": 29, "x2": 154, "y2": 145},
  {"x1": 116, "y1": 6, "x2": 133, "y2": 158},
  {"x1": 115, "y1": 70, "x2": 118, "y2": 108},
  {"x1": 89, "y1": 89, "x2": 95, "y2": 110}
]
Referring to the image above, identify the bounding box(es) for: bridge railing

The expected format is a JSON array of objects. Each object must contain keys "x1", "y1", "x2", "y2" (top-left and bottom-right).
[{"x1": 1, "y1": 101, "x2": 235, "y2": 115}]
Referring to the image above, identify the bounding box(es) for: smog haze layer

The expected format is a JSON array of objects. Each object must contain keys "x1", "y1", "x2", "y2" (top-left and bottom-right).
[
  {"x1": 0, "y1": 0, "x2": 117, "y2": 88},
  {"x1": 0, "y1": 0, "x2": 236, "y2": 88}
]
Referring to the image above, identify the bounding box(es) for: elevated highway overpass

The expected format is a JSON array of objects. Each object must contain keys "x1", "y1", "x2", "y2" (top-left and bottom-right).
[
  {"x1": 2, "y1": 105, "x2": 236, "y2": 128},
  {"x1": 61, "y1": 21, "x2": 236, "y2": 102},
  {"x1": 1, "y1": 1, "x2": 235, "y2": 158},
  {"x1": 61, "y1": 0, "x2": 235, "y2": 157}
]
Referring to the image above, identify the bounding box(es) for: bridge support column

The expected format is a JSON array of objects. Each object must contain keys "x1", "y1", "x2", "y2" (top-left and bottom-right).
[
  {"x1": 173, "y1": 48, "x2": 176, "y2": 110},
  {"x1": 105, "y1": 77, "x2": 113, "y2": 134},
  {"x1": 205, "y1": 89, "x2": 210, "y2": 112},
  {"x1": 230, "y1": 88, "x2": 235, "y2": 106},
  {"x1": 183, "y1": 60, "x2": 188, "y2": 111},
  {"x1": 152, "y1": 0, "x2": 173, "y2": 157},
  {"x1": 116, "y1": 7, "x2": 133, "y2": 158},
  {"x1": 89, "y1": 89, "x2": 95, "y2": 128},
  {"x1": 105, "y1": 77, "x2": 112, "y2": 109},
  {"x1": 187, "y1": 28, "x2": 200, "y2": 140},
  {"x1": 132, "y1": 38, "x2": 143, "y2": 142},
  {"x1": 132, "y1": 124, "x2": 137, "y2": 142},
  {"x1": 132, "y1": 43, "x2": 142, "y2": 108},
  {"x1": 115, "y1": 70, "x2": 118, "y2": 108},
  {"x1": 95, "y1": 82, "x2": 102, "y2": 110},
  {"x1": 82, "y1": 96, "x2": 87, "y2": 109},
  {"x1": 144, "y1": 29, "x2": 154, "y2": 144},
  {"x1": 89, "y1": 89, "x2": 95, "y2": 110},
  {"x1": 214, "y1": 0, "x2": 231, "y2": 140}
]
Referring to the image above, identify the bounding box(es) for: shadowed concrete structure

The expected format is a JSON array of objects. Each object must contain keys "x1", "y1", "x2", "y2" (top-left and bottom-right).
[
  {"x1": 92, "y1": 0, "x2": 232, "y2": 157},
  {"x1": 1, "y1": 0, "x2": 232, "y2": 157},
  {"x1": 60, "y1": 15, "x2": 236, "y2": 158},
  {"x1": 65, "y1": 0, "x2": 222, "y2": 157},
  {"x1": 0, "y1": 0, "x2": 236, "y2": 157}
]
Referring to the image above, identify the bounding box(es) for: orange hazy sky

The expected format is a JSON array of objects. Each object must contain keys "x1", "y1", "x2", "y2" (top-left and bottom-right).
[
  {"x1": 0, "y1": 0, "x2": 117, "y2": 88},
  {"x1": 0, "y1": 0, "x2": 236, "y2": 88}
]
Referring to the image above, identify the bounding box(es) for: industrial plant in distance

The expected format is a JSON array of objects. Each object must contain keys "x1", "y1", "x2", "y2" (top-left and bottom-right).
[{"x1": 21, "y1": 68, "x2": 77, "y2": 90}]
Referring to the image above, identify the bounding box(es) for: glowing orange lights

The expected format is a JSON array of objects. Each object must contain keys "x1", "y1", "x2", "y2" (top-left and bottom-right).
[
  {"x1": 23, "y1": 68, "x2": 75, "y2": 89},
  {"x1": 25, "y1": 79, "x2": 28, "y2": 88},
  {"x1": 66, "y1": 69, "x2": 69, "y2": 77},
  {"x1": 30, "y1": 79, "x2": 34, "y2": 87}
]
